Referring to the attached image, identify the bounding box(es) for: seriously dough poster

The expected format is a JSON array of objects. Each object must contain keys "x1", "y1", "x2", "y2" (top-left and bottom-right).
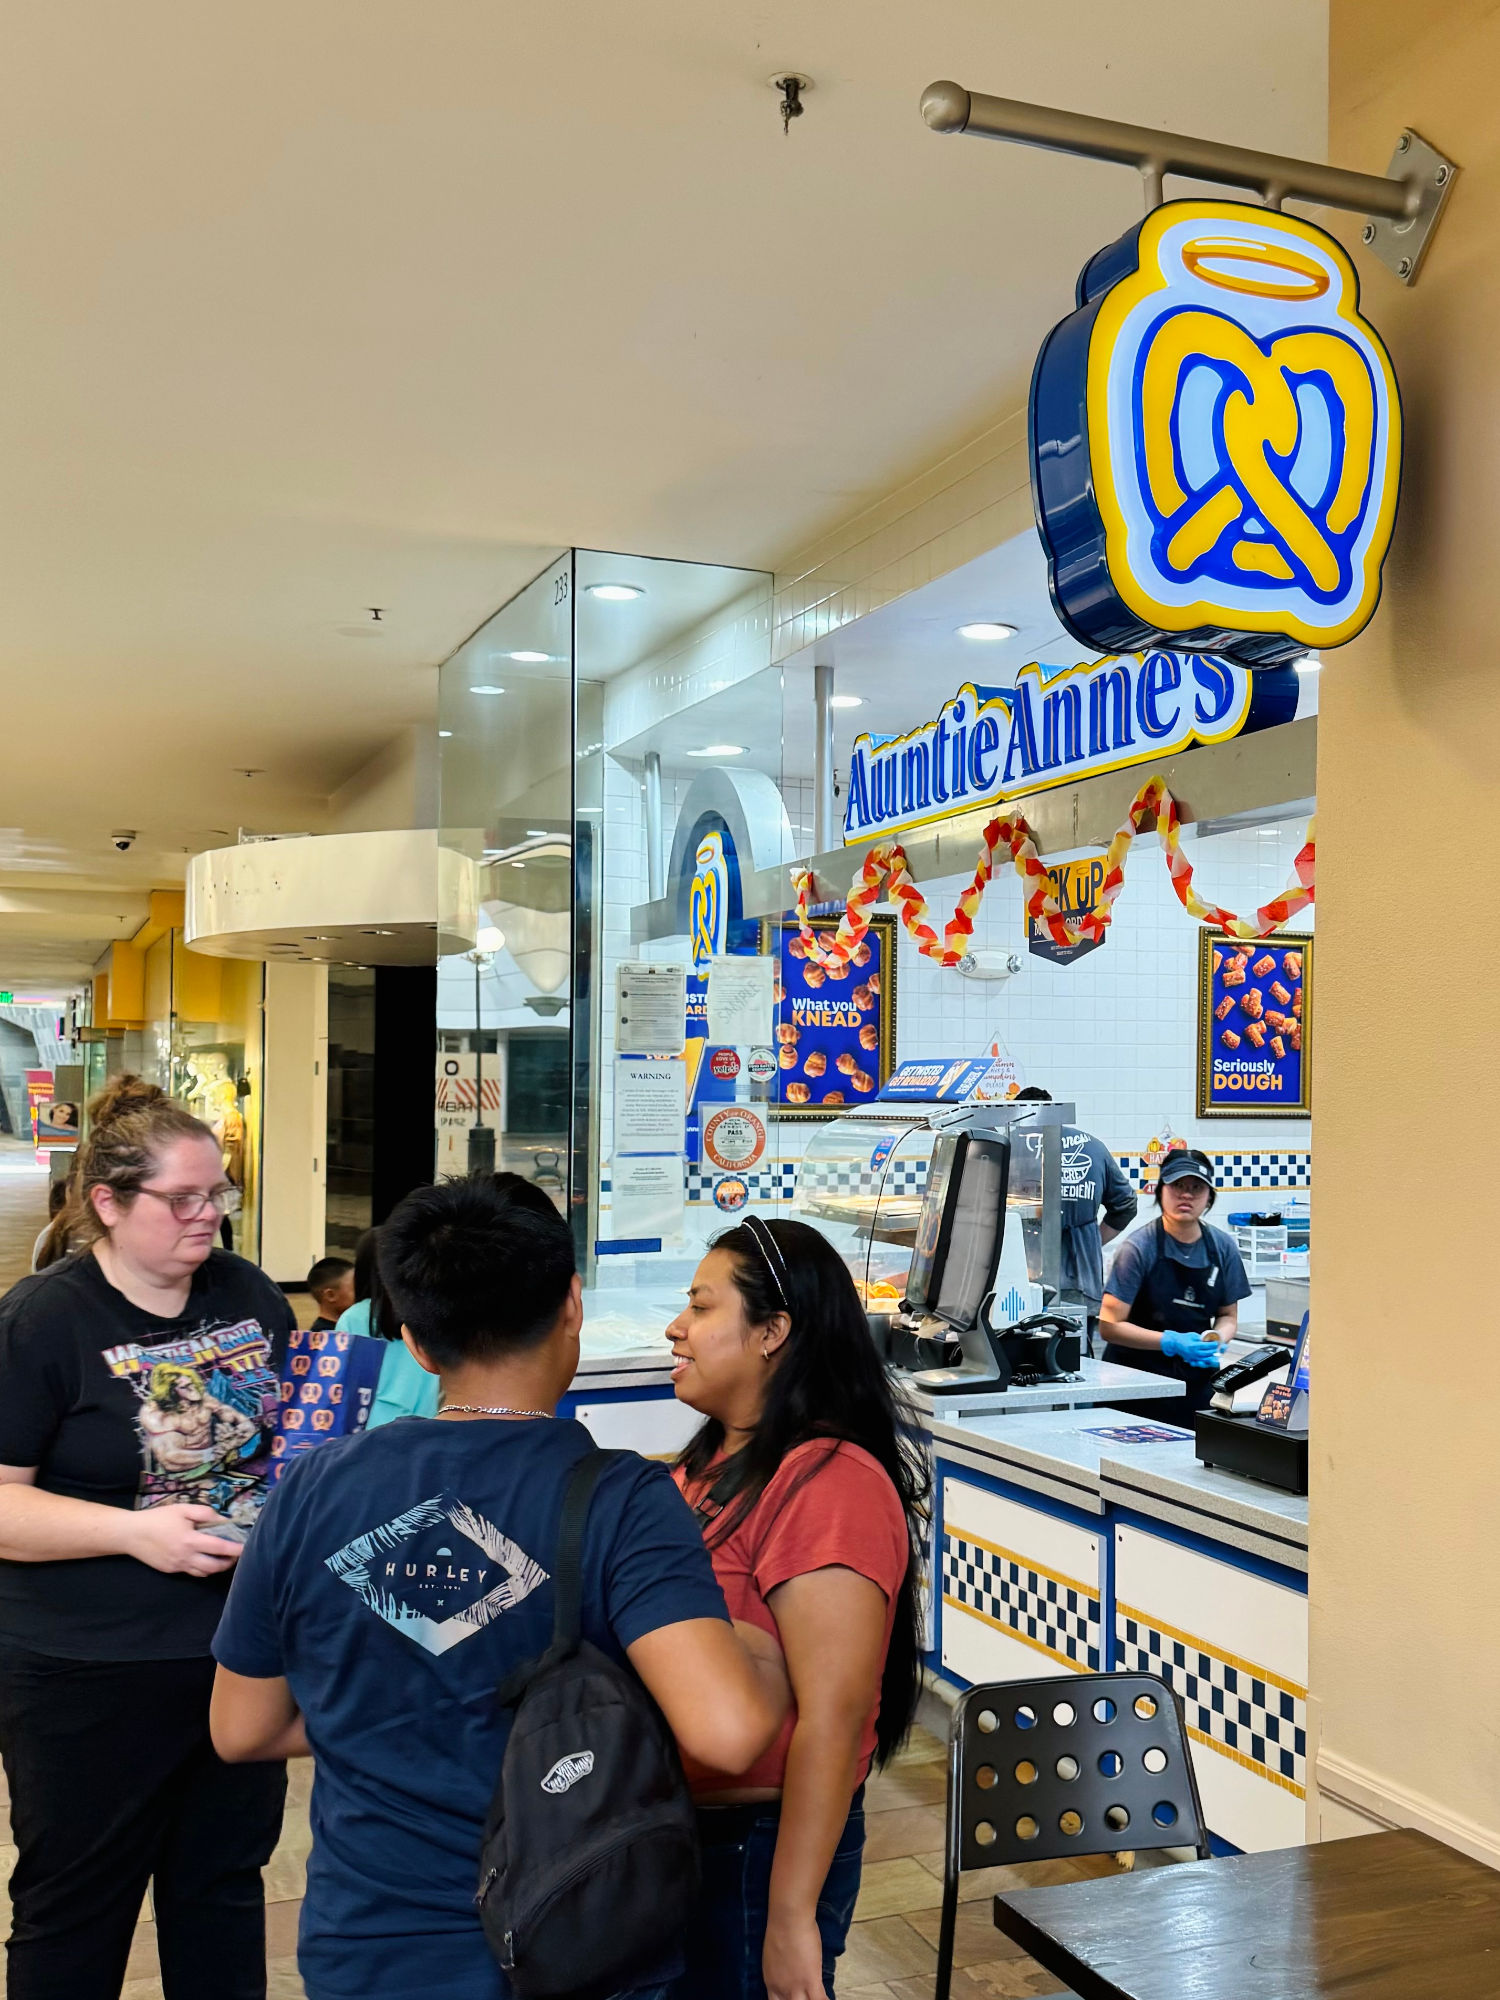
[
  {"x1": 1197, "y1": 930, "x2": 1312, "y2": 1118},
  {"x1": 759, "y1": 914, "x2": 897, "y2": 1118}
]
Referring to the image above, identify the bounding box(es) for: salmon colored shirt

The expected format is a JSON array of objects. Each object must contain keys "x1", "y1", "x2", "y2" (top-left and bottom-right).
[{"x1": 674, "y1": 1438, "x2": 910, "y2": 1794}]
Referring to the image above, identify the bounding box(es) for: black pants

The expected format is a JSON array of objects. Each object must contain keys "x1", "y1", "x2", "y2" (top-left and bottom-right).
[{"x1": 0, "y1": 1647, "x2": 287, "y2": 2000}]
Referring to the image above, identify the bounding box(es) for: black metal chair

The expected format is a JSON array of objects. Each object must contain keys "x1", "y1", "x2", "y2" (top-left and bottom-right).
[{"x1": 934, "y1": 1670, "x2": 1209, "y2": 2000}]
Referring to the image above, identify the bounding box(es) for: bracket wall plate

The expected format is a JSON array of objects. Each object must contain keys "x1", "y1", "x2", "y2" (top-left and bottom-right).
[{"x1": 1364, "y1": 129, "x2": 1457, "y2": 285}]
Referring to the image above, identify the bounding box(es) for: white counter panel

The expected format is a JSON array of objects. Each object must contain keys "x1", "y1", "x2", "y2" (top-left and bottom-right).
[
  {"x1": 940, "y1": 1477, "x2": 1102, "y2": 1687},
  {"x1": 1113, "y1": 1522, "x2": 1307, "y2": 1852},
  {"x1": 574, "y1": 1397, "x2": 702, "y2": 1459}
]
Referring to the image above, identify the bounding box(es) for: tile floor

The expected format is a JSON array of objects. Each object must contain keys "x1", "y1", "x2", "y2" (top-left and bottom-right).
[{"x1": 0, "y1": 1149, "x2": 1108, "y2": 1997}]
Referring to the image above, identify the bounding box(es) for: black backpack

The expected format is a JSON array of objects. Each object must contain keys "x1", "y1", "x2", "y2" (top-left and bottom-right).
[{"x1": 476, "y1": 1448, "x2": 700, "y2": 1999}]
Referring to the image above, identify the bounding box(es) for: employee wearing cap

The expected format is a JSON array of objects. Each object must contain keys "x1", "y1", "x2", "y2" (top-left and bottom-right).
[{"x1": 1098, "y1": 1149, "x2": 1251, "y2": 1421}]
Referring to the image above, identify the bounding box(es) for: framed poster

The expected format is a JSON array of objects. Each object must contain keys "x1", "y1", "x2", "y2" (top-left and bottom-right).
[
  {"x1": 1197, "y1": 930, "x2": 1312, "y2": 1119},
  {"x1": 758, "y1": 914, "x2": 897, "y2": 1119}
]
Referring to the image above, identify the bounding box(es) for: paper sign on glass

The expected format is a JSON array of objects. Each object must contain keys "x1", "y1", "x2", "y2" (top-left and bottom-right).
[
  {"x1": 614, "y1": 1059, "x2": 687, "y2": 1154},
  {"x1": 705, "y1": 954, "x2": 776, "y2": 1047},
  {"x1": 610, "y1": 1155, "x2": 684, "y2": 1244},
  {"x1": 615, "y1": 963, "x2": 686, "y2": 1056}
]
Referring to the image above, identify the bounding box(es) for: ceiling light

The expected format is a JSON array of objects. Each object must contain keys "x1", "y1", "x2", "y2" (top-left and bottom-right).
[
  {"x1": 828, "y1": 693, "x2": 863, "y2": 709},
  {"x1": 687, "y1": 744, "x2": 746, "y2": 758},
  {"x1": 525, "y1": 829, "x2": 549, "y2": 837},
  {"x1": 957, "y1": 622, "x2": 1018, "y2": 641},
  {"x1": 1295, "y1": 658, "x2": 1321, "y2": 674},
  {"x1": 438, "y1": 729, "x2": 453, "y2": 738},
  {"x1": 585, "y1": 583, "x2": 644, "y2": 602},
  {"x1": 511, "y1": 861, "x2": 526, "y2": 869},
  {"x1": 507, "y1": 650, "x2": 551, "y2": 663},
  {"x1": 468, "y1": 684, "x2": 506, "y2": 696},
  {"x1": 577, "y1": 805, "x2": 602, "y2": 816},
  {"x1": 476, "y1": 925, "x2": 505, "y2": 953}
]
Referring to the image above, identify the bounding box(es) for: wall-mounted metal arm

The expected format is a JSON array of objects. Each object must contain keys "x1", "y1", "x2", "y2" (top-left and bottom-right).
[{"x1": 920, "y1": 81, "x2": 1457, "y2": 281}]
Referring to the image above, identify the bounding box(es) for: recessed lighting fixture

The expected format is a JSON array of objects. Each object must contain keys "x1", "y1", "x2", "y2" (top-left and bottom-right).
[
  {"x1": 510, "y1": 861, "x2": 526, "y2": 869},
  {"x1": 1295, "y1": 657, "x2": 1321, "y2": 674},
  {"x1": 468, "y1": 684, "x2": 506, "y2": 696},
  {"x1": 585, "y1": 583, "x2": 644, "y2": 602},
  {"x1": 577, "y1": 805, "x2": 602, "y2": 816},
  {"x1": 525, "y1": 829, "x2": 549, "y2": 837},
  {"x1": 828, "y1": 693, "x2": 863, "y2": 709},
  {"x1": 957, "y1": 622, "x2": 1018, "y2": 641},
  {"x1": 687, "y1": 744, "x2": 746, "y2": 758},
  {"x1": 362, "y1": 928, "x2": 398, "y2": 936},
  {"x1": 438, "y1": 729, "x2": 454, "y2": 738},
  {"x1": 475, "y1": 925, "x2": 505, "y2": 953},
  {"x1": 507, "y1": 650, "x2": 551, "y2": 663}
]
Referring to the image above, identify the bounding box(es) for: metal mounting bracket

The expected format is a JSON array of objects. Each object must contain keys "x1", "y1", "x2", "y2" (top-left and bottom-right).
[
  {"x1": 1362, "y1": 129, "x2": 1456, "y2": 284},
  {"x1": 921, "y1": 82, "x2": 1460, "y2": 285}
]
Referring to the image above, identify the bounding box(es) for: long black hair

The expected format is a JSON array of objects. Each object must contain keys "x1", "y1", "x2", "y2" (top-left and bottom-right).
[
  {"x1": 676, "y1": 1216, "x2": 930, "y2": 1766},
  {"x1": 352, "y1": 1228, "x2": 403, "y2": 1342}
]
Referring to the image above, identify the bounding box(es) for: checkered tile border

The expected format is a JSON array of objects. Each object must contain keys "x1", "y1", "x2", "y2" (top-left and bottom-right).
[
  {"x1": 604, "y1": 1148, "x2": 1310, "y2": 1205},
  {"x1": 1115, "y1": 1603, "x2": 1307, "y2": 1797},
  {"x1": 1119, "y1": 1152, "x2": 1311, "y2": 1192},
  {"x1": 942, "y1": 1529, "x2": 1101, "y2": 1673}
]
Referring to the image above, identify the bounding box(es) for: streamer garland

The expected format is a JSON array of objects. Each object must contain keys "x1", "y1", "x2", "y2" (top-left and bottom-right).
[{"x1": 790, "y1": 776, "x2": 1315, "y2": 971}]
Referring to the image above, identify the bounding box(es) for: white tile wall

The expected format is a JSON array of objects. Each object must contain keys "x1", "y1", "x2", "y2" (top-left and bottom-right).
[{"x1": 891, "y1": 816, "x2": 1313, "y2": 1159}]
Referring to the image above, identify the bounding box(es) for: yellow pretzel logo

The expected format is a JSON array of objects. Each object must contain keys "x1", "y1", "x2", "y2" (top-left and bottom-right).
[{"x1": 1140, "y1": 309, "x2": 1376, "y2": 594}]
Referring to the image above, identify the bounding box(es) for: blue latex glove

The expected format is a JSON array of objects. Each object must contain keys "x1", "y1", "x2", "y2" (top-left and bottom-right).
[{"x1": 1161, "y1": 1328, "x2": 1221, "y2": 1369}]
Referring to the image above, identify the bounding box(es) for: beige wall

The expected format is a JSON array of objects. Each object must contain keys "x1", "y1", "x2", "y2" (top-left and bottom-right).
[
  {"x1": 258, "y1": 961, "x2": 328, "y2": 1286},
  {"x1": 1310, "y1": 0, "x2": 1500, "y2": 1858}
]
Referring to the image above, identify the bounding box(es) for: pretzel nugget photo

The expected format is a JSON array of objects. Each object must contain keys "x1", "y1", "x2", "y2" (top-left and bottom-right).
[
  {"x1": 1269, "y1": 980, "x2": 1292, "y2": 1006},
  {"x1": 1241, "y1": 989, "x2": 1264, "y2": 1020},
  {"x1": 859, "y1": 1023, "x2": 879, "y2": 1050},
  {"x1": 851, "y1": 1068, "x2": 875, "y2": 1094},
  {"x1": 786, "y1": 1081, "x2": 810, "y2": 1104},
  {"x1": 1245, "y1": 1021, "x2": 1267, "y2": 1047},
  {"x1": 835, "y1": 1052, "x2": 857, "y2": 1075},
  {"x1": 803, "y1": 964, "x2": 825, "y2": 988},
  {"x1": 1282, "y1": 951, "x2": 1303, "y2": 980},
  {"x1": 804, "y1": 1050, "x2": 827, "y2": 1077},
  {"x1": 779, "y1": 1045, "x2": 797, "y2": 1070},
  {"x1": 1252, "y1": 954, "x2": 1276, "y2": 978},
  {"x1": 822, "y1": 1090, "x2": 845, "y2": 1106},
  {"x1": 1270, "y1": 1035, "x2": 1286, "y2": 1058},
  {"x1": 776, "y1": 1023, "x2": 799, "y2": 1045},
  {"x1": 1221, "y1": 1029, "x2": 1242, "y2": 1049}
]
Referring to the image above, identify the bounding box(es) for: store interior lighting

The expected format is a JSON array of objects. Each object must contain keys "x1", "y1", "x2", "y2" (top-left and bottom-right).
[
  {"x1": 956, "y1": 621, "x2": 1018, "y2": 641},
  {"x1": 468, "y1": 683, "x2": 506, "y2": 695},
  {"x1": 687, "y1": 743, "x2": 746, "y2": 757},
  {"x1": 829, "y1": 693, "x2": 864, "y2": 708},
  {"x1": 585, "y1": 583, "x2": 644, "y2": 602}
]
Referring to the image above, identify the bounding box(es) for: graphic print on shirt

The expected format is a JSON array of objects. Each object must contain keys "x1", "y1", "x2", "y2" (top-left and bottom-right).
[
  {"x1": 102, "y1": 1318, "x2": 279, "y2": 1522},
  {"x1": 325, "y1": 1494, "x2": 549, "y2": 1657},
  {"x1": 1060, "y1": 1142, "x2": 1100, "y2": 1209}
]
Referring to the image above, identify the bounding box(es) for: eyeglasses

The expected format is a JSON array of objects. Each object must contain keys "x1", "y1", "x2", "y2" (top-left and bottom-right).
[{"x1": 133, "y1": 1185, "x2": 243, "y2": 1223}]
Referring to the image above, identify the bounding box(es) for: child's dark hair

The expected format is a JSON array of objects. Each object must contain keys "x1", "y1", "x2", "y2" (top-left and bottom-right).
[
  {"x1": 377, "y1": 1174, "x2": 577, "y2": 1367},
  {"x1": 306, "y1": 1256, "x2": 353, "y2": 1296},
  {"x1": 677, "y1": 1217, "x2": 931, "y2": 1768}
]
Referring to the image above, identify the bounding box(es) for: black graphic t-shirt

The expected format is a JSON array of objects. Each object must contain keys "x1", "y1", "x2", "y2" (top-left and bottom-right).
[{"x1": 0, "y1": 1249, "x2": 295, "y2": 1661}]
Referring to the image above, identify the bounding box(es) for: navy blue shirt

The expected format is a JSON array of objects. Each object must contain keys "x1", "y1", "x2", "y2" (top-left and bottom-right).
[
  {"x1": 214, "y1": 1416, "x2": 727, "y2": 2000},
  {"x1": 1104, "y1": 1220, "x2": 1252, "y2": 1316},
  {"x1": 1057, "y1": 1129, "x2": 1138, "y2": 1312}
]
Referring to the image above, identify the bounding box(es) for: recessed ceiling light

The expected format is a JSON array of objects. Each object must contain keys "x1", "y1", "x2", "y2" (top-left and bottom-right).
[
  {"x1": 507, "y1": 650, "x2": 551, "y2": 662},
  {"x1": 468, "y1": 684, "x2": 506, "y2": 696},
  {"x1": 475, "y1": 925, "x2": 506, "y2": 953},
  {"x1": 438, "y1": 729, "x2": 453, "y2": 738},
  {"x1": 585, "y1": 583, "x2": 644, "y2": 602},
  {"x1": 577, "y1": 805, "x2": 602, "y2": 816},
  {"x1": 1295, "y1": 658, "x2": 1321, "y2": 674},
  {"x1": 525, "y1": 829, "x2": 549, "y2": 837},
  {"x1": 957, "y1": 622, "x2": 1018, "y2": 641},
  {"x1": 829, "y1": 693, "x2": 863, "y2": 709},
  {"x1": 687, "y1": 744, "x2": 746, "y2": 758},
  {"x1": 511, "y1": 861, "x2": 526, "y2": 869}
]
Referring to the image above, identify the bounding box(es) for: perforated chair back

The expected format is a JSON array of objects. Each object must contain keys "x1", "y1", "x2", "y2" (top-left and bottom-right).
[{"x1": 933, "y1": 1671, "x2": 1208, "y2": 2000}]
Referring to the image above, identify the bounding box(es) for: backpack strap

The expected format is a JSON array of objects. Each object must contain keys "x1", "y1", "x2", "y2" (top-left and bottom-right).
[
  {"x1": 494, "y1": 1446, "x2": 612, "y2": 1711},
  {"x1": 549, "y1": 1447, "x2": 611, "y2": 1651}
]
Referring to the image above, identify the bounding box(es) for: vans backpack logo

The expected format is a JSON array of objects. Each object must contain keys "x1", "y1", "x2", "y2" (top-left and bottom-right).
[{"x1": 540, "y1": 1750, "x2": 594, "y2": 1795}]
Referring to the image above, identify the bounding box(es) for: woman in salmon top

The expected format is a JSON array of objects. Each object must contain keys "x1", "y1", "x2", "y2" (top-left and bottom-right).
[{"x1": 666, "y1": 1216, "x2": 927, "y2": 2000}]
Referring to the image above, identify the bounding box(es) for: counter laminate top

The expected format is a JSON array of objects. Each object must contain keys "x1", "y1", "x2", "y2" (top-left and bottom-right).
[{"x1": 927, "y1": 1401, "x2": 1309, "y2": 1573}]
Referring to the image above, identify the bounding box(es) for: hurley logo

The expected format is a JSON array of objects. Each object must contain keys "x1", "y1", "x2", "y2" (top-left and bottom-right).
[{"x1": 541, "y1": 1751, "x2": 595, "y2": 1796}]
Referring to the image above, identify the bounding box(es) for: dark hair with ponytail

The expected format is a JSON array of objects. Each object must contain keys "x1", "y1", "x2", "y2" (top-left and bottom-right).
[{"x1": 677, "y1": 1217, "x2": 930, "y2": 1767}]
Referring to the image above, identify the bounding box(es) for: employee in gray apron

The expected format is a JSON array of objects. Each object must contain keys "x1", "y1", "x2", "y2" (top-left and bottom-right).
[
  {"x1": 1014, "y1": 1088, "x2": 1137, "y2": 1353},
  {"x1": 1098, "y1": 1150, "x2": 1251, "y2": 1422}
]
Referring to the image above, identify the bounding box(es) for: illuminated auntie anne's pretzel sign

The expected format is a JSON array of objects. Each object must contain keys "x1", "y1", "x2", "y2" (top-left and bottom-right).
[{"x1": 1031, "y1": 200, "x2": 1401, "y2": 667}]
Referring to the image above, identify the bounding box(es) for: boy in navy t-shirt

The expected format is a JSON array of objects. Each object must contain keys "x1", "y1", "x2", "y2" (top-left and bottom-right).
[{"x1": 210, "y1": 1177, "x2": 786, "y2": 2000}]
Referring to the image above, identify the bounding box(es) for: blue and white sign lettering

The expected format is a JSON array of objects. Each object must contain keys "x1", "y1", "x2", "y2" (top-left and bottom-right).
[
  {"x1": 1030, "y1": 200, "x2": 1401, "y2": 668},
  {"x1": 843, "y1": 653, "x2": 1295, "y2": 844},
  {"x1": 878, "y1": 1057, "x2": 993, "y2": 1103}
]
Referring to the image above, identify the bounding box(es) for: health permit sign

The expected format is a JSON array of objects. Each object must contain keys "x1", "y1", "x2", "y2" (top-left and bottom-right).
[{"x1": 1197, "y1": 931, "x2": 1312, "y2": 1118}]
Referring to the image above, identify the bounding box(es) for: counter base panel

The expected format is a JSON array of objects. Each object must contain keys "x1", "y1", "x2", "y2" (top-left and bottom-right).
[
  {"x1": 939, "y1": 1476, "x2": 1103, "y2": 1686},
  {"x1": 1114, "y1": 1522, "x2": 1307, "y2": 1853}
]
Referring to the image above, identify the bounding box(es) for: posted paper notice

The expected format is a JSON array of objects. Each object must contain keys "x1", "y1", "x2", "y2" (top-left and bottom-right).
[
  {"x1": 706, "y1": 953, "x2": 776, "y2": 1047},
  {"x1": 614, "y1": 1058, "x2": 687, "y2": 1154},
  {"x1": 616, "y1": 963, "x2": 687, "y2": 1056},
  {"x1": 610, "y1": 1155, "x2": 684, "y2": 1243}
]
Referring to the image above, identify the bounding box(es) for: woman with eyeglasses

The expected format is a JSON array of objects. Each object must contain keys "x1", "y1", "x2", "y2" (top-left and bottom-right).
[
  {"x1": 664, "y1": 1216, "x2": 928, "y2": 2000},
  {"x1": 0, "y1": 1074, "x2": 295, "y2": 2000}
]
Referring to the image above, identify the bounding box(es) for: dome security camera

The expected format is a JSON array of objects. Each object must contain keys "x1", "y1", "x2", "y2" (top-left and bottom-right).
[{"x1": 110, "y1": 830, "x2": 137, "y2": 853}]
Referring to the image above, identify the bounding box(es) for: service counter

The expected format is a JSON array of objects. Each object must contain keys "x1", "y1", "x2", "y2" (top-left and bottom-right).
[{"x1": 924, "y1": 1399, "x2": 1307, "y2": 1857}]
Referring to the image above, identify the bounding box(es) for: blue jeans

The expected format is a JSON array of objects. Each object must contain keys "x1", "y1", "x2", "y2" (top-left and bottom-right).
[{"x1": 666, "y1": 1789, "x2": 866, "y2": 2000}]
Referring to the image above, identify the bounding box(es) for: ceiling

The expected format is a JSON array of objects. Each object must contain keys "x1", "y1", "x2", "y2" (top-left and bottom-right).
[{"x1": 1, "y1": 1, "x2": 1326, "y2": 989}]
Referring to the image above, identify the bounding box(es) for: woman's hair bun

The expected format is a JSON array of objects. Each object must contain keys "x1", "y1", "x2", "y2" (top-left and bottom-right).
[{"x1": 87, "y1": 1073, "x2": 170, "y2": 1131}]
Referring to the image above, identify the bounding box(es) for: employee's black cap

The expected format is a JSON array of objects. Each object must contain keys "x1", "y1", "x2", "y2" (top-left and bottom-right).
[{"x1": 1158, "y1": 1149, "x2": 1215, "y2": 1189}]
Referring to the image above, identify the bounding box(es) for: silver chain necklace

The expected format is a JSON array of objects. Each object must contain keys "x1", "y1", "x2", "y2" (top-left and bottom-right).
[{"x1": 438, "y1": 1403, "x2": 553, "y2": 1420}]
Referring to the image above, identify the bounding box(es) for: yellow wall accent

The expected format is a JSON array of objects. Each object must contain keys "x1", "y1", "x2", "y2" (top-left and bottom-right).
[
  {"x1": 1313, "y1": 0, "x2": 1500, "y2": 1854},
  {"x1": 174, "y1": 943, "x2": 223, "y2": 1024},
  {"x1": 106, "y1": 942, "x2": 144, "y2": 1026}
]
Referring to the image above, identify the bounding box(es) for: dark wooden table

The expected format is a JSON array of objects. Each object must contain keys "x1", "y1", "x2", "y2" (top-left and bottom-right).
[{"x1": 994, "y1": 1829, "x2": 1500, "y2": 1998}]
